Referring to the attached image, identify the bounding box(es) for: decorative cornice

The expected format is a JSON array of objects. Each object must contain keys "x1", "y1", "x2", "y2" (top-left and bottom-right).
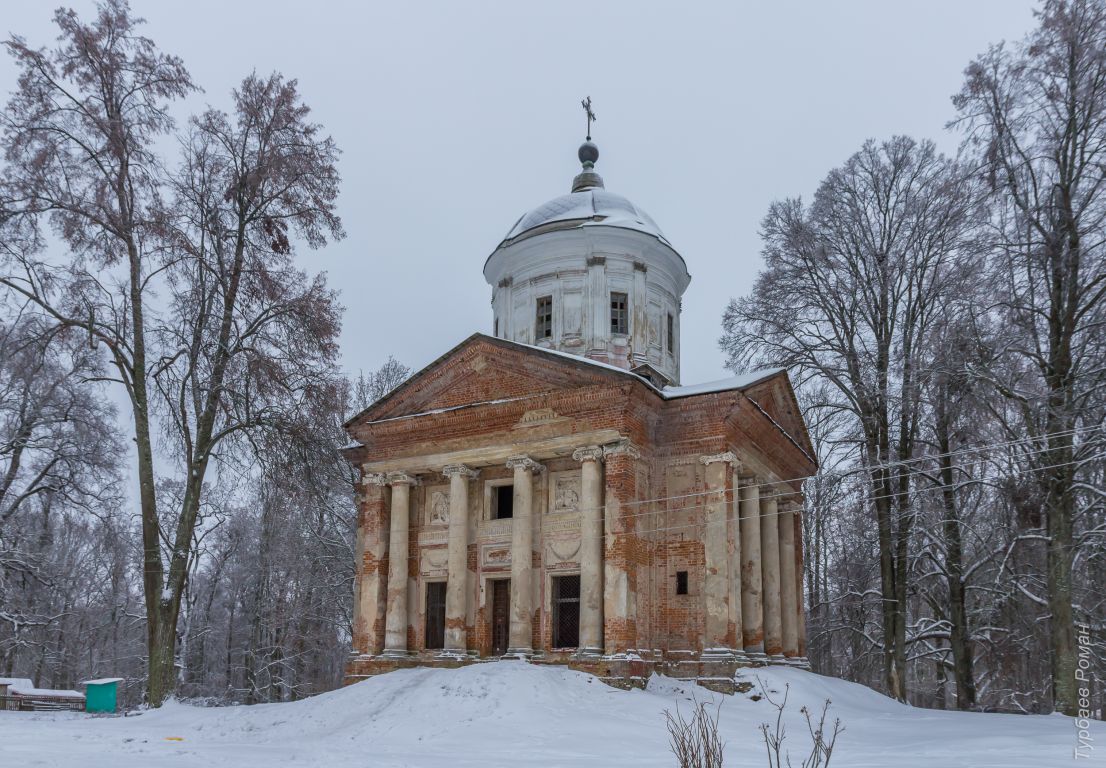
[
  {"x1": 602, "y1": 439, "x2": 641, "y2": 460},
  {"x1": 699, "y1": 451, "x2": 739, "y2": 468},
  {"x1": 505, "y1": 455, "x2": 545, "y2": 473},
  {"x1": 386, "y1": 471, "x2": 418, "y2": 486},
  {"x1": 442, "y1": 464, "x2": 480, "y2": 480},
  {"x1": 362, "y1": 472, "x2": 388, "y2": 486},
  {"x1": 572, "y1": 445, "x2": 605, "y2": 463}
]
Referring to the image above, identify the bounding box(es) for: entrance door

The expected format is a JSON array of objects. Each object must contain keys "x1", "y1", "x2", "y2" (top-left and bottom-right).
[
  {"x1": 491, "y1": 579, "x2": 510, "y2": 655},
  {"x1": 425, "y1": 581, "x2": 446, "y2": 650}
]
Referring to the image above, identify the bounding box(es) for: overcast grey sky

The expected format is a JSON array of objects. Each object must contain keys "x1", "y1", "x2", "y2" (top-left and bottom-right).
[{"x1": 3, "y1": 0, "x2": 1039, "y2": 386}]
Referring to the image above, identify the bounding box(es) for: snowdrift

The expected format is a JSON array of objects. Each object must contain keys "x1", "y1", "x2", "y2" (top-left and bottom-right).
[{"x1": 0, "y1": 662, "x2": 1098, "y2": 767}]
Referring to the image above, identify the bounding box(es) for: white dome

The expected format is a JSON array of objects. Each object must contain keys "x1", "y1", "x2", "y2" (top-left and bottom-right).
[
  {"x1": 484, "y1": 140, "x2": 690, "y2": 384},
  {"x1": 503, "y1": 189, "x2": 668, "y2": 244}
]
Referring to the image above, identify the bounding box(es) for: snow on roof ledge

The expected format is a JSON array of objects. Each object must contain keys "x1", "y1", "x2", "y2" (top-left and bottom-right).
[
  {"x1": 81, "y1": 677, "x2": 124, "y2": 686},
  {"x1": 660, "y1": 369, "x2": 784, "y2": 399},
  {"x1": 491, "y1": 336, "x2": 783, "y2": 399}
]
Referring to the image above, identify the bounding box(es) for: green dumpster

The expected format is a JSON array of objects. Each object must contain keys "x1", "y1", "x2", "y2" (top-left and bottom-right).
[{"x1": 81, "y1": 678, "x2": 123, "y2": 713}]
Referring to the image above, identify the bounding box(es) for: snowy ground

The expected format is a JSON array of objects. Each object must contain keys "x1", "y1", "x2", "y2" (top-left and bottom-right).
[{"x1": 1, "y1": 663, "x2": 1099, "y2": 767}]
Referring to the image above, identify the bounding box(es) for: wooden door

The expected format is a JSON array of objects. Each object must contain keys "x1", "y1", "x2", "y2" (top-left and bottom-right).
[
  {"x1": 491, "y1": 579, "x2": 510, "y2": 655},
  {"x1": 425, "y1": 582, "x2": 446, "y2": 649}
]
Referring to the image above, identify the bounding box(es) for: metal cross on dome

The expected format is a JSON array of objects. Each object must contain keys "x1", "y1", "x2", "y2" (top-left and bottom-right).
[{"x1": 581, "y1": 96, "x2": 597, "y2": 140}]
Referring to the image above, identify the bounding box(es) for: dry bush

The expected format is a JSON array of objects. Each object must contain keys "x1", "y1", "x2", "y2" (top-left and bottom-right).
[
  {"x1": 757, "y1": 676, "x2": 843, "y2": 768},
  {"x1": 664, "y1": 695, "x2": 726, "y2": 768}
]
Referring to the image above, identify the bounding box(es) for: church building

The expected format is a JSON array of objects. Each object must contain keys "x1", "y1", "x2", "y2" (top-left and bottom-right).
[{"x1": 342, "y1": 127, "x2": 816, "y2": 690}]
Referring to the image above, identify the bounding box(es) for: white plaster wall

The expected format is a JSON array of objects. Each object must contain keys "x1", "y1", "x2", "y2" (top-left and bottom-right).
[{"x1": 484, "y1": 226, "x2": 691, "y2": 384}]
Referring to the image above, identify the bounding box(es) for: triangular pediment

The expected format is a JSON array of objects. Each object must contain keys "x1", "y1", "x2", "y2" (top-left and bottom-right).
[
  {"x1": 346, "y1": 334, "x2": 637, "y2": 427},
  {"x1": 741, "y1": 374, "x2": 816, "y2": 463}
]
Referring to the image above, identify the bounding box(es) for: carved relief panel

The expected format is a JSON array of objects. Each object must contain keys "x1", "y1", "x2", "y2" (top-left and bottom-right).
[
  {"x1": 423, "y1": 484, "x2": 450, "y2": 527},
  {"x1": 547, "y1": 470, "x2": 582, "y2": 515}
]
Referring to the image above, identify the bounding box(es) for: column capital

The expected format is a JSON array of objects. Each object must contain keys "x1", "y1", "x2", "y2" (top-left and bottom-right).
[
  {"x1": 699, "y1": 451, "x2": 739, "y2": 468},
  {"x1": 442, "y1": 463, "x2": 479, "y2": 480},
  {"x1": 386, "y1": 471, "x2": 418, "y2": 486},
  {"x1": 572, "y1": 445, "x2": 605, "y2": 463},
  {"x1": 602, "y1": 438, "x2": 641, "y2": 460},
  {"x1": 362, "y1": 472, "x2": 388, "y2": 486},
  {"x1": 506, "y1": 455, "x2": 544, "y2": 473}
]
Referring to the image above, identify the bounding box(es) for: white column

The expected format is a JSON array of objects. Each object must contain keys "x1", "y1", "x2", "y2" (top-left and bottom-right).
[
  {"x1": 573, "y1": 446, "x2": 605, "y2": 656},
  {"x1": 700, "y1": 452, "x2": 738, "y2": 657},
  {"x1": 442, "y1": 464, "x2": 478, "y2": 655},
  {"x1": 760, "y1": 490, "x2": 783, "y2": 659},
  {"x1": 778, "y1": 500, "x2": 799, "y2": 659},
  {"x1": 739, "y1": 476, "x2": 765, "y2": 659},
  {"x1": 728, "y1": 464, "x2": 744, "y2": 659},
  {"x1": 382, "y1": 472, "x2": 416, "y2": 657},
  {"x1": 506, "y1": 455, "x2": 543, "y2": 655}
]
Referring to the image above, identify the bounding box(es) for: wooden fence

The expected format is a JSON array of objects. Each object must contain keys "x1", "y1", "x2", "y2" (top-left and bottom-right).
[{"x1": 0, "y1": 694, "x2": 85, "y2": 712}]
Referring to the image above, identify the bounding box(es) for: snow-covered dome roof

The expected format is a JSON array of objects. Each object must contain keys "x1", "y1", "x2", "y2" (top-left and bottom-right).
[{"x1": 503, "y1": 188, "x2": 666, "y2": 243}]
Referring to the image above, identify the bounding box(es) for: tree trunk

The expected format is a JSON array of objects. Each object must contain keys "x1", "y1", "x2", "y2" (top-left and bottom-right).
[{"x1": 935, "y1": 400, "x2": 977, "y2": 709}]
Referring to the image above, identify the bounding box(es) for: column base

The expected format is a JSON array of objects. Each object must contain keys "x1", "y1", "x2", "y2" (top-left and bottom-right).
[
  {"x1": 435, "y1": 649, "x2": 471, "y2": 661},
  {"x1": 575, "y1": 646, "x2": 604, "y2": 659},
  {"x1": 742, "y1": 649, "x2": 769, "y2": 665},
  {"x1": 504, "y1": 648, "x2": 534, "y2": 658},
  {"x1": 765, "y1": 653, "x2": 787, "y2": 664},
  {"x1": 380, "y1": 647, "x2": 410, "y2": 659},
  {"x1": 700, "y1": 647, "x2": 738, "y2": 661}
]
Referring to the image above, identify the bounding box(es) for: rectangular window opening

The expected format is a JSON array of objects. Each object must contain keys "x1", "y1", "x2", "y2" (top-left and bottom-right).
[
  {"x1": 675, "y1": 570, "x2": 689, "y2": 596},
  {"x1": 551, "y1": 574, "x2": 581, "y2": 648},
  {"x1": 610, "y1": 292, "x2": 628, "y2": 335},
  {"x1": 425, "y1": 581, "x2": 446, "y2": 649},
  {"x1": 493, "y1": 484, "x2": 514, "y2": 519},
  {"x1": 535, "y1": 295, "x2": 553, "y2": 339},
  {"x1": 667, "y1": 313, "x2": 675, "y2": 354}
]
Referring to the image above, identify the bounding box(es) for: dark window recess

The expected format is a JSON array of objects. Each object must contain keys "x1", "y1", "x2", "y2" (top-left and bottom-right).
[
  {"x1": 491, "y1": 580, "x2": 510, "y2": 654},
  {"x1": 667, "y1": 313, "x2": 675, "y2": 353},
  {"x1": 535, "y1": 295, "x2": 553, "y2": 339},
  {"x1": 675, "y1": 570, "x2": 689, "y2": 595},
  {"x1": 425, "y1": 582, "x2": 446, "y2": 649},
  {"x1": 494, "y1": 318, "x2": 499, "y2": 337},
  {"x1": 494, "y1": 484, "x2": 514, "y2": 519},
  {"x1": 610, "y1": 292, "x2": 628, "y2": 335},
  {"x1": 551, "y1": 574, "x2": 581, "y2": 648}
]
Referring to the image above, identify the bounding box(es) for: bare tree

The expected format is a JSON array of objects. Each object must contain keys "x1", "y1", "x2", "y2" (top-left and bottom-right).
[
  {"x1": 353, "y1": 357, "x2": 411, "y2": 411},
  {"x1": 0, "y1": 312, "x2": 124, "y2": 683},
  {"x1": 0, "y1": 1, "x2": 344, "y2": 705},
  {"x1": 951, "y1": 0, "x2": 1106, "y2": 715},
  {"x1": 0, "y1": 316, "x2": 119, "y2": 533},
  {"x1": 721, "y1": 137, "x2": 980, "y2": 701}
]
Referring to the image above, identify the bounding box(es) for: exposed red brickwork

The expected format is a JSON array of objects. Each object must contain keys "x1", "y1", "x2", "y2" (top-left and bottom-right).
[{"x1": 343, "y1": 335, "x2": 816, "y2": 685}]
